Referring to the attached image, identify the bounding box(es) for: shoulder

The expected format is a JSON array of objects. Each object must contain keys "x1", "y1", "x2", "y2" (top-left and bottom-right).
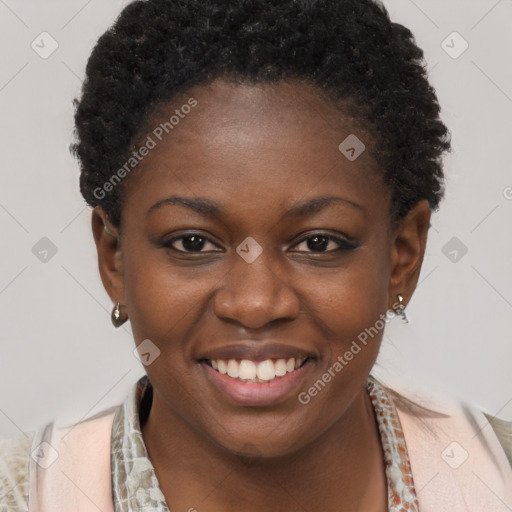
[
  {"x1": 386, "y1": 382, "x2": 512, "y2": 468},
  {"x1": 372, "y1": 375, "x2": 512, "y2": 507},
  {"x1": 0, "y1": 430, "x2": 35, "y2": 511},
  {"x1": 376, "y1": 376, "x2": 512, "y2": 470},
  {"x1": 484, "y1": 413, "x2": 512, "y2": 467}
]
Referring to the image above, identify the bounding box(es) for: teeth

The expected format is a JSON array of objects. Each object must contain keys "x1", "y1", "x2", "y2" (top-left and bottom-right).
[
  {"x1": 217, "y1": 360, "x2": 228, "y2": 375},
  {"x1": 274, "y1": 359, "x2": 287, "y2": 376},
  {"x1": 227, "y1": 359, "x2": 239, "y2": 378},
  {"x1": 207, "y1": 356, "x2": 307, "y2": 382},
  {"x1": 238, "y1": 360, "x2": 257, "y2": 380},
  {"x1": 256, "y1": 360, "x2": 275, "y2": 381}
]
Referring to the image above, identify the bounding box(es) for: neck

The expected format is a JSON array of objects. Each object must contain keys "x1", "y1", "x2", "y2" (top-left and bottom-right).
[{"x1": 141, "y1": 386, "x2": 388, "y2": 512}]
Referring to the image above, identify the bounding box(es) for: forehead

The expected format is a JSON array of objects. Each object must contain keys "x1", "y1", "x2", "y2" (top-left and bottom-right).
[{"x1": 121, "y1": 78, "x2": 385, "y2": 222}]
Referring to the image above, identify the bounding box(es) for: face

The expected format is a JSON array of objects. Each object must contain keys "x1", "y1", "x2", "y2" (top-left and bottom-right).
[{"x1": 93, "y1": 79, "x2": 430, "y2": 457}]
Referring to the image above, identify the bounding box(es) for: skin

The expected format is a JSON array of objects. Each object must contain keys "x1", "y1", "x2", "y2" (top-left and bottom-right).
[{"x1": 92, "y1": 79, "x2": 430, "y2": 511}]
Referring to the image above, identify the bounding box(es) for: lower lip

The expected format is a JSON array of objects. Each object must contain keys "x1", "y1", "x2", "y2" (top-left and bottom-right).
[{"x1": 200, "y1": 360, "x2": 314, "y2": 406}]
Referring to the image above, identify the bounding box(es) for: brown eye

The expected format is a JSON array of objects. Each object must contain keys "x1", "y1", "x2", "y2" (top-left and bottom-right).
[
  {"x1": 305, "y1": 235, "x2": 330, "y2": 252},
  {"x1": 163, "y1": 234, "x2": 221, "y2": 253},
  {"x1": 291, "y1": 233, "x2": 359, "y2": 253}
]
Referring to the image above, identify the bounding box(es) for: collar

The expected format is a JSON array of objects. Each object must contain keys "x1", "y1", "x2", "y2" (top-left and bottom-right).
[{"x1": 111, "y1": 374, "x2": 418, "y2": 511}]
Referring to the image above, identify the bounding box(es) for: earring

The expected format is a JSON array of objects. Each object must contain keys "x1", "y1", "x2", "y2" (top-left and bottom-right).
[
  {"x1": 396, "y1": 294, "x2": 408, "y2": 324},
  {"x1": 111, "y1": 302, "x2": 128, "y2": 327}
]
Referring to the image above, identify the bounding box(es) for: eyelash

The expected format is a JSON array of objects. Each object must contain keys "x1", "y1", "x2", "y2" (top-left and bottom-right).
[{"x1": 162, "y1": 232, "x2": 358, "y2": 254}]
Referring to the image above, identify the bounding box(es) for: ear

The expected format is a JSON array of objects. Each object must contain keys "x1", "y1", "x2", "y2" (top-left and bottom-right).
[
  {"x1": 91, "y1": 206, "x2": 126, "y2": 307},
  {"x1": 388, "y1": 200, "x2": 431, "y2": 309}
]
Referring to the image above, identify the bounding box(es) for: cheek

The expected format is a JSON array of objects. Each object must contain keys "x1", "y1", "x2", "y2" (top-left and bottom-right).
[
  {"x1": 289, "y1": 250, "x2": 390, "y2": 429},
  {"x1": 122, "y1": 246, "x2": 216, "y2": 346},
  {"x1": 300, "y1": 247, "x2": 390, "y2": 354}
]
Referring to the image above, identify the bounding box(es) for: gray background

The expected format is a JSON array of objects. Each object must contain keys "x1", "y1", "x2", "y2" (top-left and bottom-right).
[{"x1": 1, "y1": 0, "x2": 511, "y2": 438}]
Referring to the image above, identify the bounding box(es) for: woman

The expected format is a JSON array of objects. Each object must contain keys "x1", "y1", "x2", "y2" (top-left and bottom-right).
[{"x1": 1, "y1": 0, "x2": 511, "y2": 510}]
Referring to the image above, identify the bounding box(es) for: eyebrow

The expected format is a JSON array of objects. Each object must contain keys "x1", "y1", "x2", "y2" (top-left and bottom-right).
[
  {"x1": 146, "y1": 195, "x2": 363, "y2": 218},
  {"x1": 147, "y1": 196, "x2": 222, "y2": 217}
]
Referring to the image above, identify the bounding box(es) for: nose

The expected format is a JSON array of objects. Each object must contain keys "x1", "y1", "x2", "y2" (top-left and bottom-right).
[{"x1": 213, "y1": 249, "x2": 300, "y2": 329}]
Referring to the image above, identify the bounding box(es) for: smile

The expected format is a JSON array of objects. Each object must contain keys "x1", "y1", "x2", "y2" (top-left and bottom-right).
[
  {"x1": 204, "y1": 357, "x2": 309, "y2": 383},
  {"x1": 199, "y1": 356, "x2": 315, "y2": 406}
]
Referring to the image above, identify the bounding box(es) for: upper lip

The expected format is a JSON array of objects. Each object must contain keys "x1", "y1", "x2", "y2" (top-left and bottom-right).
[{"x1": 198, "y1": 342, "x2": 317, "y2": 362}]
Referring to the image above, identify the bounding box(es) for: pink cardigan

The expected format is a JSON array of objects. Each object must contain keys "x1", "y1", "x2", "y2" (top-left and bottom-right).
[{"x1": 27, "y1": 387, "x2": 512, "y2": 511}]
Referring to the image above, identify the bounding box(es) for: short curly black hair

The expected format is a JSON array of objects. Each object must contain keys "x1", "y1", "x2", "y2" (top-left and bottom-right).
[{"x1": 71, "y1": 0, "x2": 451, "y2": 229}]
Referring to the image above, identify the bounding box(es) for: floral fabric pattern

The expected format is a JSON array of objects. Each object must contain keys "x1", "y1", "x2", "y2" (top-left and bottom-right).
[
  {"x1": 367, "y1": 375, "x2": 419, "y2": 511},
  {"x1": 111, "y1": 376, "x2": 169, "y2": 512}
]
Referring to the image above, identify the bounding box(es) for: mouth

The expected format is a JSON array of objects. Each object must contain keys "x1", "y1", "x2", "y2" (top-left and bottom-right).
[
  {"x1": 198, "y1": 355, "x2": 316, "y2": 406},
  {"x1": 200, "y1": 356, "x2": 311, "y2": 383}
]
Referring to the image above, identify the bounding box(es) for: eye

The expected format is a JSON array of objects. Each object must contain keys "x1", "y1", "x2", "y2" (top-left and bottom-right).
[
  {"x1": 163, "y1": 233, "x2": 221, "y2": 253},
  {"x1": 290, "y1": 233, "x2": 358, "y2": 253}
]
